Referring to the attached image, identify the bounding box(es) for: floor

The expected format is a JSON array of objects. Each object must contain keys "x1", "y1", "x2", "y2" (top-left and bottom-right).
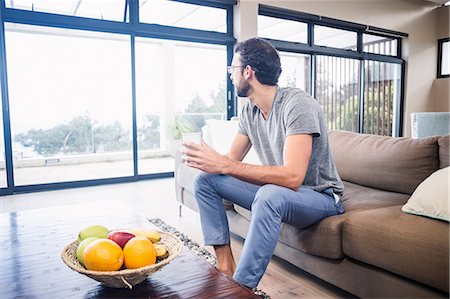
[
  {"x1": 0, "y1": 178, "x2": 356, "y2": 299},
  {"x1": 1, "y1": 156, "x2": 174, "y2": 187}
]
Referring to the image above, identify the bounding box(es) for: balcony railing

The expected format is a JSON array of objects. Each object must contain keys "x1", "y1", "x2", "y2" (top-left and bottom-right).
[{"x1": 316, "y1": 39, "x2": 400, "y2": 136}]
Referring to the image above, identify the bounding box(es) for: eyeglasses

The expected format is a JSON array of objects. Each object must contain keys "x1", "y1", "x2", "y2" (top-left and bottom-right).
[{"x1": 227, "y1": 65, "x2": 243, "y2": 75}]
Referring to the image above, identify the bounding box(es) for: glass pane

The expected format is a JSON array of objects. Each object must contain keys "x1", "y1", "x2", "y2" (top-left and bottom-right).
[
  {"x1": 5, "y1": 23, "x2": 133, "y2": 186},
  {"x1": 6, "y1": 0, "x2": 127, "y2": 22},
  {"x1": 135, "y1": 38, "x2": 227, "y2": 174},
  {"x1": 363, "y1": 61, "x2": 401, "y2": 136},
  {"x1": 135, "y1": 38, "x2": 169, "y2": 175},
  {"x1": 363, "y1": 34, "x2": 398, "y2": 56},
  {"x1": 0, "y1": 83, "x2": 5, "y2": 188},
  {"x1": 279, "y1": 51, "x2": 311, "y2": 94},
  {"x1": 316, "y1": 55, "x2": 360, "y2": 132},
  {"x1": 441, "y1": 41, "x2": 450, "y2": 76},
  {"x1": 174, "y1": 42, "x2": 227, "y2": 131},
  {"x1": 258, "y1": 15, "x2": 307, "y2": 44},
  {"x1": 314, "y1": 25, "x2": 357, "y2": 50},
  {"x1": 139, "y1": 0, "x2": 227, "y2": 33}
]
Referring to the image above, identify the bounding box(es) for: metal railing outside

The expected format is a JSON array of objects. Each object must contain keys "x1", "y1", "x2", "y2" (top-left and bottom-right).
[{"x1": 316, "y1": 39, "x2": 400, "y2": 136}]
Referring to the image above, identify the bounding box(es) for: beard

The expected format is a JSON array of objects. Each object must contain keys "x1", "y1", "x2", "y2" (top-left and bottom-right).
[{"x1": 236, "y1": 78, "x2": 251, "y2": 97}]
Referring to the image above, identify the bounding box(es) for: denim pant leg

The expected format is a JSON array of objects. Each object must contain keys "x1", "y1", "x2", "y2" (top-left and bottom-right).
[
  {"x1": 233, "y1": 184, "x2": 340, "y2": 288},
  {"x1": 194, "y1": 172, "x2": 260, "y2": 245}
]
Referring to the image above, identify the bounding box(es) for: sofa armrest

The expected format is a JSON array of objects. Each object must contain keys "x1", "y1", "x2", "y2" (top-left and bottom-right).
[
  {"x1": 174, "y1": 148, "x2": 184, "y2": 205},
  {"x1": 174, "y1": 148, "x2": 235, "y2": 212}
]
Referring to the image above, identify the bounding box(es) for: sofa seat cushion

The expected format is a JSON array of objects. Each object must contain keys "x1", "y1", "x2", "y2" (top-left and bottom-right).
[
  {"x1": 235, "y1": 204, "x2": 348, "y2": 259},
  {"x1": 329, "y1": 130, "x2": 440, "y2": 195},
  {"x1": 343, "y1": 205, "x2": 449, "y2": 292},
  {"x1": 234, "y1": 182, "x2": 410, "y2": 259}
]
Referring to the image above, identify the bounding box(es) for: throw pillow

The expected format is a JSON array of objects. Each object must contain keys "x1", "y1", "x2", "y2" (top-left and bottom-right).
[
  {"x1": 205, "y1": 119, "x2": 261, "y2": 164},
  {"x1": 206, "y1": 119, "x2": 239, "y2": 154},
  {"x1": 401, "y1": 167, "x2": 449, "y2": 222}
]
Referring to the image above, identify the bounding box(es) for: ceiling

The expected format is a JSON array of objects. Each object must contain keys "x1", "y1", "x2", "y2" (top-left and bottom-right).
[{"x1": 424, "y1": 0, "x2": 448, "y2": 5}]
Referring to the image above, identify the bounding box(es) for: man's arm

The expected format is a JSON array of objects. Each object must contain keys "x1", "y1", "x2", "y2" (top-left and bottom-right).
[
  {"x1": 226, "y1": 133, "x2": 252, "y2": 162},
  {"x1": 183, "y1": 134, "x2": 312, "y2": 191}
]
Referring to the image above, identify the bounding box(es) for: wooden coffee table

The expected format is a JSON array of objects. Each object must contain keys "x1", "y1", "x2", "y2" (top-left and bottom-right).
[{"x1": 0, "y1": 200, "x2": 259, "y2": 299}]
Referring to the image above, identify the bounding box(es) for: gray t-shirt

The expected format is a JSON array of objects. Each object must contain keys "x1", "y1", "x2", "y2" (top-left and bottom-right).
[{"x1": 238, "y1": 86, "x2": 344, "y2": 196}]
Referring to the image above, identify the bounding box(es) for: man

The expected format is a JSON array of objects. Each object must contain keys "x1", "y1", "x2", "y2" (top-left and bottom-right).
[{"x1": 182, "y1": 37, "x2": 344, "y2": 289}]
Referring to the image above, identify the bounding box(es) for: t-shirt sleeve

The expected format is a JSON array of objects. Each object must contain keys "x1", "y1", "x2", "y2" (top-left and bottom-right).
[
  {"x1": 238, "y1": 104, "x2": 249, "y2": 136},
  {"x1": 284, "y1": 93, "x2": 321, "y2": 137}
]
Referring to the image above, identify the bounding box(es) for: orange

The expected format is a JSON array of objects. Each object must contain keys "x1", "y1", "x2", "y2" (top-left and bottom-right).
[
  {"x1": 83, "y1": 239, "x2": 124, "y2": 271},
  {"x1": 123, "y1": 236, "x2": 157, "y2": 269}
]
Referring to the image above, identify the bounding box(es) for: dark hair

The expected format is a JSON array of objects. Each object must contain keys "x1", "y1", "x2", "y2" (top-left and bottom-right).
[{"x1": 235, "y1": 38, "x2": 282, "y2": 85}]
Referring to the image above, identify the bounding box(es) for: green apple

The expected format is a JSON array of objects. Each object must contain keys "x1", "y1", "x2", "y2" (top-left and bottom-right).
[
  {"x1": 76, "y1": 237, "x2": 98, "y2": 265},
  {"x1": 78, "y1": 225, "x2": 109, "y2": 241}
]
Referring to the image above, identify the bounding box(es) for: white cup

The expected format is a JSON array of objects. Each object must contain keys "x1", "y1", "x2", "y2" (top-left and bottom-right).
[{"x1": 182, "y1": 132, "x2": 202, "y2": 145}]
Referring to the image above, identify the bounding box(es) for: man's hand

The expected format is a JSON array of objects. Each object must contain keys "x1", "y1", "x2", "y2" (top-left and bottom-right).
[{"x1": 182, "y1": 141, "x2": 233, "y2": 174}]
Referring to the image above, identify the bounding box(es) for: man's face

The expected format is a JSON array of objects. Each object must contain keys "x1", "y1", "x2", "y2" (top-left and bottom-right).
[{"x1": 230, "y1": 53, "x2": 251, "y2": 97}]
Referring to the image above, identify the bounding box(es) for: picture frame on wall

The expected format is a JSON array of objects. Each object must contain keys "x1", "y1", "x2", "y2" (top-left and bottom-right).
[{"x1": 437, "y1": 37, "x2": 450, "y2": 78}]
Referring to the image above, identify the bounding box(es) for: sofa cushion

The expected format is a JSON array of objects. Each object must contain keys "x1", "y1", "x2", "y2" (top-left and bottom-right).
[
  {"x1": 234, "y1": 181, "x2": 410, "y2": 259},
  {"x1": 204, "y1": 119, "x2": 261, "y2": 164},
  {"x1": 205, "y1": 119, "x2": 238, "y2": 154},
  {"x1": 342, "y1": 181, "x2": 410, "y2": 211},
  {"x1": 235, "y1": 203, "x2": 345, "y2": 259},
  {"x1": 439, "y1": 135, "x2": 449, "y2": 168},
  {"x1": 329, "y1": 130, "x2": 440, "y2": 195},
  {"x1": 402, "y1": 167, "x2": 449, "y2": 222},
  {"x1": 343, "y1": 206, "x2": 449, "y2": 292}
]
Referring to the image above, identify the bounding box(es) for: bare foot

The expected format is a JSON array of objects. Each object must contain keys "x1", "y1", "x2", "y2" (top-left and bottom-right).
[{"x1": 214, "y1": 244, "x2": 236, "y2": 277}]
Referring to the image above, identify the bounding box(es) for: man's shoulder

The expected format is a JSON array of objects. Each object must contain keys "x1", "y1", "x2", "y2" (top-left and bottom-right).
[
  {"x1": 278, "y1": 87, "x2": 318, "y2": 108},
  {"x1": 279, "y1": 86, "x2": 305, "y2": 96}
]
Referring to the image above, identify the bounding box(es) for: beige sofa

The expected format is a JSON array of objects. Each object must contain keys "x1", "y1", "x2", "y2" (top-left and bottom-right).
[{"x1": 175, "y1": 129, "x2": 449, "y2": 298}]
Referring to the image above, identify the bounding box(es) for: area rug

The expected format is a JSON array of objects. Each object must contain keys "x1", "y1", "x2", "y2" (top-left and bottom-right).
[{"x1": 148, "y1": 218, "x2": 271, "y2": 299}]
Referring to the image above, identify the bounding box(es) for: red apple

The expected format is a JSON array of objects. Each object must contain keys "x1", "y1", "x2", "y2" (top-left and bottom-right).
[{"x1": 107, "y1": 230, "x2": 135, "y2": 248}]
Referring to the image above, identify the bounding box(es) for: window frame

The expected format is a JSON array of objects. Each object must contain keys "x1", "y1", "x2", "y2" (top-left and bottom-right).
[
  {"x1": 258, "y1": 4, "x2": 406, "y2": 138},
  {"x1": 0, "y1": 0, "x2": 236, "y2": 195},
  {"x1": 437, "y1": 37, "x2": 450, "y2": 79}
]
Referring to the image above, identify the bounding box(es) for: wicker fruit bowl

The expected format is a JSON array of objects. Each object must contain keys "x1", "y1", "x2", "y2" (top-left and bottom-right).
[{"x1": 61, "y1": 231, "x2": 183, "y2": 288}]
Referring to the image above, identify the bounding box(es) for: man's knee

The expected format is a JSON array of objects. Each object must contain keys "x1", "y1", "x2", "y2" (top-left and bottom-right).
[
  {"x1": 252, "y1": 184, "x2": 285, "y2": 213},
  {"x1": 194, "y1": 172, "x2": 221, "y2": 193},
  {"x1": 194, "y1": 171, "x2": 208, "y2": 188}
]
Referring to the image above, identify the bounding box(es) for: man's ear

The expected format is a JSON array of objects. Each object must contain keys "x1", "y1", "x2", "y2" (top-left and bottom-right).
[{"x1": 243, "y1": 65, "x2": 253, "y2": 80}]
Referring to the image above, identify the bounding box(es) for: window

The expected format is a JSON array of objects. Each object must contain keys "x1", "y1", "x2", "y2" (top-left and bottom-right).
[
  {"x1": 5, "y1": 0, "x2": 127, "y2": 22},
  {"x1": 173, "y1": 42, "x2": 227, "y2": 129},
  {"x1": 135, "y1": 38, "x2": 165, "y2": 175},
  {"x1": 258, "y1": 15, "x2": 307, "y2": 44},
  {"x1": 363, "y1": 34, "x2": 398, "y2": 56},
  {"x1": 279, "y1": 52, "x2": 311, "y2": 93},
  {"x1": 438, "y1": 38, "x2": 450, "y2": 78},
  {"x1": 135, "y1": 38, "x2": 227, "y2": 175},
  {"x1": 0, "y1": 0, "x2": 234, "y2": 193},
  {"x1": 0, "y1": 79, "x2": 5, "y2": 188},
  {"x1": 139, "y1": 0, "x2": 227, "y2": 32},
  {"x1": 258, "y1": 5, "x2": 405, "y2": 137},
  {"x1": 316, "y1": 56, "x2": 360, "y2": 132},
  {"x1": 314, "y1": 25, "x2": 357, "y2": 50},
  {"x1": 363, "y1": 61, "x2": 401, "y2": 135},
  {"x1": 5, "y1": 24, "x2": 133, "y2": 185}
]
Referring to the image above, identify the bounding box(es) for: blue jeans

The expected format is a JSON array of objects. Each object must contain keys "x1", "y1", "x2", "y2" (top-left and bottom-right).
[{"x1": 194, "y1": 172, "x2": 344, "y2": 288}]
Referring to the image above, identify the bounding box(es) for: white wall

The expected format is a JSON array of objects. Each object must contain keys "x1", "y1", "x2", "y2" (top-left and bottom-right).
[
  {"x1": 234, "y1": 0, "x2": 448, "y2": 137},
  {"x1": 433, "y1": 6, "x2": 450, "y2": 112}
]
